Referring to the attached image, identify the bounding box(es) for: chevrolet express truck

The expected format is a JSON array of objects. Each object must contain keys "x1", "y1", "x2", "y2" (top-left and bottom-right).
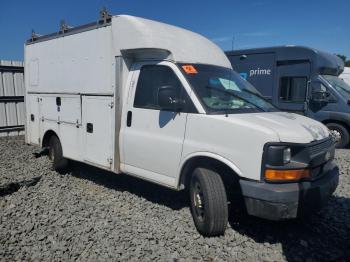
[
  {"x1": 226, "y1": 46, "x2": 350, "y2": 148},
  {"x1": 25, "y1": 13, "x2": 339, "y2": 236}
]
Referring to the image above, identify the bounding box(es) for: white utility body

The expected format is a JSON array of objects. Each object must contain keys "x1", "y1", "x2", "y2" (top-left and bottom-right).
[{"x1": 25, "y1": 13, "x2": 339, "y2": 236}]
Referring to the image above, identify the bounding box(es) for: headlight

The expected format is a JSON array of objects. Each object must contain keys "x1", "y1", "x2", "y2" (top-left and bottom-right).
[
  {"x1": 264, "y1": 145, "x2": 310, "y2": 182},
  {"x1": 265, "y1": 146, "x2": 291, "y2": 166}
]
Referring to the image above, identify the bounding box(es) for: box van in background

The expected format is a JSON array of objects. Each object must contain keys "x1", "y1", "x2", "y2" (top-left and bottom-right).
[
  {"x1": 226, "y1": 46, "x2": 350, "y2": 148},
  {"x1": 25, "y1": 14, "x2": 339, "y2": 236},
  {"x1": 340, "y1": 67, "x2": 350, "y2": 85}
]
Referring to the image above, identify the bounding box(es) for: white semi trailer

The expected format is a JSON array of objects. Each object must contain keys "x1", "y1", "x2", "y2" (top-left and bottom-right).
[{"x1": 25, "y1": 12, "x2": 339, "y2": 236}]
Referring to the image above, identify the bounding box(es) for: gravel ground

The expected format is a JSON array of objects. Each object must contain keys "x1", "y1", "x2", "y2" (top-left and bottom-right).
[{"x1": 0, "y1": 136, "x2": 349, "y2": 261}]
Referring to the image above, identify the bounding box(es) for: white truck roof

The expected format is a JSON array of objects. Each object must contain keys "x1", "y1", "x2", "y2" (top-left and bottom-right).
[
  {"x1": 112, "y1": 15, "x2": 230, "y2": 67},
  {"x1": 340, "y1": 67, "x2": 350, "y2": 85},
  {"x1": 341, "y1": 67, "x2": 350, "y2": 75},
  {"x1": 25, "y1": 15, "x2": 231, "y2": 94}
]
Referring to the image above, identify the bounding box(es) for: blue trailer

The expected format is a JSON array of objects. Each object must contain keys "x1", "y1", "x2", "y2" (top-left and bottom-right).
[{"x1": 226, "y1": 46, "x2": 350, "y2": 148}]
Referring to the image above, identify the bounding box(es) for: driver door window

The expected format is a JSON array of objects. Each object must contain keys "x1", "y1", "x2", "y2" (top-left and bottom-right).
[
  {"x1": 133, "y1": 65, "x2": 196, "y2": 112},
  {"x1": 134, "y1": 65, "x2": 181, "y2": 110},
  {"x1": 311, "y1": 82, "x2": 336, "y2": 102},
  {"x1": 312, "y1": 82, "x2": 327, "y2": 93}
]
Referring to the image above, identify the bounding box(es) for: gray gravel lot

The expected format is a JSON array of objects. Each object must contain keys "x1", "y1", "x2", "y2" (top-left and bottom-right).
[{"x1": 0, "y1": 136, "x2": 349, "y2": 261}]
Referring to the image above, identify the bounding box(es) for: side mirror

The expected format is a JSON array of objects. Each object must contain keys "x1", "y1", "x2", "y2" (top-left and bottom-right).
[
  {"x1": 310, "y1": 81, "x2": 330, "y2": 103},
  {"x1": 158, "y1": 85, "x2": 184, "y2": 111},
  {"x1": 311, "y1": 91, "x2": 330, "y2": 103}
]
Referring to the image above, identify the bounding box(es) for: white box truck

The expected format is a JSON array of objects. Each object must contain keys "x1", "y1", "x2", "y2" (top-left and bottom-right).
[
  {"x1": 340, "y1": 67, "x2": 350, "y2": 85},
  {"x1": 25, "y1": 13, "x2": 339, "y2": 236}
]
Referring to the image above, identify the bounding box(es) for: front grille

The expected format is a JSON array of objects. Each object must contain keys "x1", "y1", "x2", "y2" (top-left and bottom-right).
[
  {"x1": 308, "y1": 138, "x2": 335, "y2": 180},
  {"x1": 310, "y1": 166, "x2": 322, "y2": 179},
  {"x1": 308, "y1": 138, "x2": 333, "y2": 156}
]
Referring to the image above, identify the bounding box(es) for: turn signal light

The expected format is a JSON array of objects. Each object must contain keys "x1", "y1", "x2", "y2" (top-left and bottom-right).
[{"x1": 265, "y1": 169, "x2": 310, "y2": 181}]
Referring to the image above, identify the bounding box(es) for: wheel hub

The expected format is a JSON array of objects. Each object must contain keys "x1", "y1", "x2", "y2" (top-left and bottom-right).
[
  {"x1": 329, "y1": 129, "x2": 341, "y2": 143},
  {"x1": 193, "y1": 180, "x2": 205, "y2": 220},
  {"x1": 194, "y1": 192, "x2": 203, "y2": 208}
]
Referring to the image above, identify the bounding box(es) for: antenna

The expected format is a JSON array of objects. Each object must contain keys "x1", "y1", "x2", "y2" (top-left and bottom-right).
[{"x1": 231, "y1": 34, "x2": 235, "y2": 51}]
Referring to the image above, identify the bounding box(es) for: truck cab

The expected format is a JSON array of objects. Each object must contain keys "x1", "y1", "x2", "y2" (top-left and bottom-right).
[
  {"x1": 25, "y1": 16, "x2": 339, "y2": 237},
  {"x1": 226, "y1": 46, "x2": 350, "y2": 148}
]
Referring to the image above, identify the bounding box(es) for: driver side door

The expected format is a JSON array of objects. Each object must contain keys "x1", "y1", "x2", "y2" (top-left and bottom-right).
[
  {"x1": 307, "y1": 80, "x2": 337, "y2": 121},
  {"x1": 121, "y1": 61, "x2": 192, "y2": 187}
]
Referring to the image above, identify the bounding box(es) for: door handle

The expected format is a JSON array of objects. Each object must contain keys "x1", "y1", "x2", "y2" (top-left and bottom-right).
[
  {"x1": 86, "y1": 123, "x2": 93, "y2": 133},
  {"x1": 127, "y1": 111, "x2": 132, "y2": 127}
]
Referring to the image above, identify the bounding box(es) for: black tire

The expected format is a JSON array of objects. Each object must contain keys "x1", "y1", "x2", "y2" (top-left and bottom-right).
[
  {"x1": 48, "y1": 135, "x2": 69, "y2": 173},
  {"x1": 326, "y1": 123, "x2": 349, "y2": 148},
  {"x1": 189, "y1": 167, "x2": 228, "y2": 236}
]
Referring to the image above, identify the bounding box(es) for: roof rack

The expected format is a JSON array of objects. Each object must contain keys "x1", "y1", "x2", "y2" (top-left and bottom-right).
[
  {"x1": 27, "y1": 8, "x2": 112, "y2": 45},
  {"x1": 99, "y1": 7, "x2": 112, "y2": 24},
  {"x1": 30, "y1": 30, "x2": 42, "y2": 42},
  {"x1": 59, "y1": 20, "x2": 73, "y2": 34}
]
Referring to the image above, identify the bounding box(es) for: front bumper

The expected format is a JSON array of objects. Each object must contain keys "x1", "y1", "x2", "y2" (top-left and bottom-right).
[{"x1": 239, "y1": 161, "x2": 339, "y2": 220}]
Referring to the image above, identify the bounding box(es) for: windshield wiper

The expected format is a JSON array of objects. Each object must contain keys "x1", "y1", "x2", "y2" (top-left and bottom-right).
[
  {"x1": 240, "y1": 89, "x2": 278, "y2": 111},
  {"x1": 240, "y1": 89, "x2": 267, "y2": 100},
  {"x1": 205, "y1": 86, "x2": 266, "y2": 112}
]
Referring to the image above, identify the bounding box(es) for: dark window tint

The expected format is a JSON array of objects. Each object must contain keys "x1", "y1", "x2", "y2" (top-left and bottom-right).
[
  {"x1": 134, "y1": 65, "x2": 196, "y2": 112},
  {"x1": 279, "y1": 77, "x2": 307, "y2": 102}
]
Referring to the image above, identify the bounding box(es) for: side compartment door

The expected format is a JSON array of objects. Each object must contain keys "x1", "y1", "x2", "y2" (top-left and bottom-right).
[
  {"x1": 82, "y1": 96, "x2": 114, "y2": 168},
  {"x1": 275, "y1": 62, "x2": 311, "y2": 114},
  {"x1": 121, "y1": 62, "x2": 191, "y2": 187},
  {"x1": 27, "y1": 95, "x2": 41, "y2": 145}
]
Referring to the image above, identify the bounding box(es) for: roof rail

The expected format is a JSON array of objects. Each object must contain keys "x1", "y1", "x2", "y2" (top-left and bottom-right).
[{"x1": 27, "y1": 8, "x2": 112, "y2": 44}]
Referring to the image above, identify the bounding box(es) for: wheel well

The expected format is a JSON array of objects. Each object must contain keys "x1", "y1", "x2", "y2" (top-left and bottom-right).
[
  {"x1": 42, "y1": 130, "x2": 58, "y2": 148},
  {"x1": 322, "y1": 120, "x2": 350, "y2": 134},
  {"x1": 179, "y1": 156, "x2": 240, "y2": 195}
]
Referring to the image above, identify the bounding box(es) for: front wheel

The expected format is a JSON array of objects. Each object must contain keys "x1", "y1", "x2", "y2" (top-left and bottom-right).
[
  {"x1": 326, "y1": 123, "x2": 349, "y2": 148},
  {"x1": 48, "y1": 135, "x2": 70, "y2": 173},
  {"x1": 189, "y1": 167, "x2": 228, "y2": 236}
]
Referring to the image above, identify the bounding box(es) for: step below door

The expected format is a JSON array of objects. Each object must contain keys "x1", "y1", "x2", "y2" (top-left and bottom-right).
[{"x1": 82, "y1": 96, "x2": 114, "y2": 168}]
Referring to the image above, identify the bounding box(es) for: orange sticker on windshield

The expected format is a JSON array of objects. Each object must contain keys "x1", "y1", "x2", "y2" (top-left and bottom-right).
[{"x1": 182, "y1": 65, "x2": 198, "y2": 74}]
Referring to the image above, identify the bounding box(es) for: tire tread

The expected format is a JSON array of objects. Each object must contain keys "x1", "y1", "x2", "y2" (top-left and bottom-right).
[{"x1": 190, "y1": 167, "x2": 228, "y2": 236}]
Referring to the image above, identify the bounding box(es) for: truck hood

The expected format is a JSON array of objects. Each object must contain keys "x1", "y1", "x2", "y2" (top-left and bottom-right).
[{"x1": 225, "y1": 112, "x2": 330, "y2": 143}]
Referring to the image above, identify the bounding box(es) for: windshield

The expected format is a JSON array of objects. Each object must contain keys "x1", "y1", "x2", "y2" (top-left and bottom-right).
[
  {"x1": 322, "y1": 75, "x2": 350, "y2": 99},
  {"x1": 179, "y1": 63, "x2": 277, "y2": 114}
]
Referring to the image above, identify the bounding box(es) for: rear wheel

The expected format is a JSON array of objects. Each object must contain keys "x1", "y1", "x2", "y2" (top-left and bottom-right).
[
  {"x1": 326, "y1": 123, "x2": 349, "y2": 148},
  {"x1": 48, "y1": 135, "x2": 69, "y2": 173},
  {"x1": 189, "y1": 167, "x2": 228, "y2": 236}
]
